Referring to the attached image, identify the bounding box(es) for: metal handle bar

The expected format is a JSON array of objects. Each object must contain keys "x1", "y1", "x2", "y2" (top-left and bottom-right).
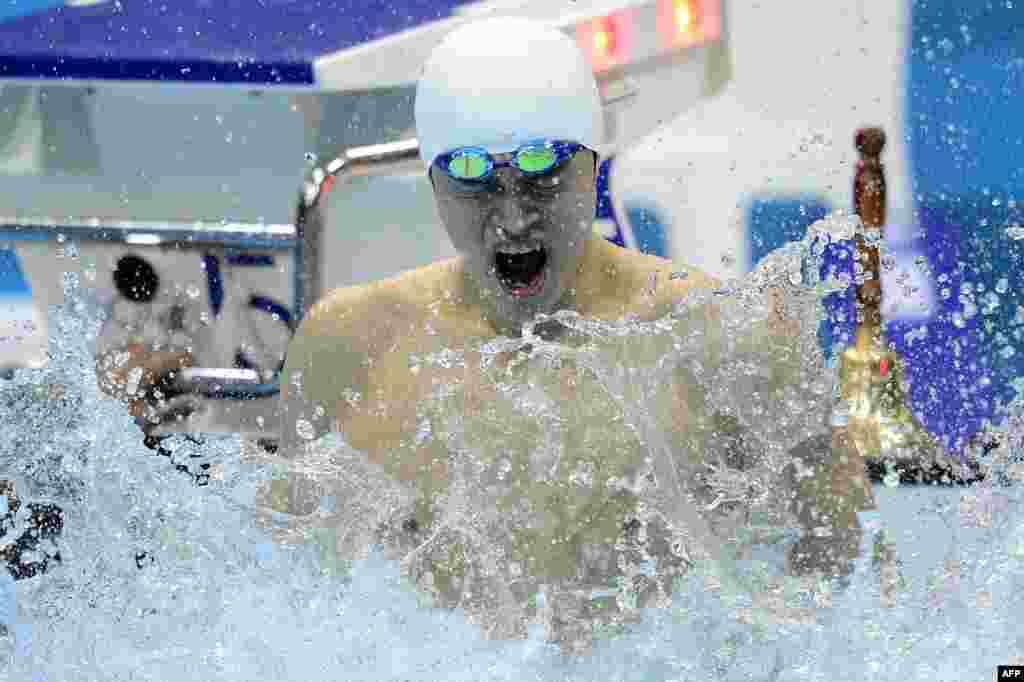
[{"x1": 168, "y1": 139, "x2": 424, "y2": 407}]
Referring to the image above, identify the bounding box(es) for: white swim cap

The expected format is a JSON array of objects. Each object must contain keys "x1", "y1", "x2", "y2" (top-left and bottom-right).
[{"x1": 415, "y1": 17, "x2": 605, "y2": 169}]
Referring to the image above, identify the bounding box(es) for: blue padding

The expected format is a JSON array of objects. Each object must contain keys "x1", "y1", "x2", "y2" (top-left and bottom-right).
[
  {"x1": 0, "y1": 0, "x2": 478, "y2": 85},
  {"x1": 903, "y1": 0, "x2": 1024, "y2": 450},
  {"x1": 0, "y1": 248, "x2": 31, "y2": 298},
  {"x1": 202, "y1": 253, "x2": 223, "y2": 317},
  {"x1": 249, "y1": 294, "x2": 294, "y2": 332},
  {"x1": 595, "y1": 157, "x2": 626, "y2": 249},
  {"x1": 0, "y1": 0, "x2": 63, "y2": 23},
  {"x1": 225, "y1": 253, "x2": 275, "y2": 268},
  {"x1": 622, "y1": 202, "x2": 669, "y2": 258},
  {"x1": 747, "y1": 196, "x2": 832, "y2": 267}
]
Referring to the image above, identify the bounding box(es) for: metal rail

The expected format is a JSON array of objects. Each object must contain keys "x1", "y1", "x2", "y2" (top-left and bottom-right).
[{"x1": 161, "y1": 139, "x2": 425, "y2": 435}]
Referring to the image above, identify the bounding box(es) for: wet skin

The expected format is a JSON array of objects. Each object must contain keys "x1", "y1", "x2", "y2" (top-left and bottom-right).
[
  {"x1": 428, "y1": 149, "x2": 598, "y2": 336},
  {"x1": 269, "y1": 148, "x2": 880, "y2": 646},
  {"x1": 94, "y1": 148, "x2": 878, "y2": 647}
]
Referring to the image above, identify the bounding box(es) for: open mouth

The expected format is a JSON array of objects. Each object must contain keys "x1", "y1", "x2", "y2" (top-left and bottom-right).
[{"x1": 494, "y1": 243, "x2": 548, "y2": 297}]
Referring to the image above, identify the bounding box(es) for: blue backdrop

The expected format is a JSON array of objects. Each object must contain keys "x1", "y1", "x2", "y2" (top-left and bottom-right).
[{"x1": 728, "y1": 2, "x2": 1024, "y2": 451}]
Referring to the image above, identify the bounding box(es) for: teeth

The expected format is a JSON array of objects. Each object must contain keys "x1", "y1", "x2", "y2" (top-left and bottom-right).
[{"x1": 496, "y1": 242, "x2": 543, "y2": 255}]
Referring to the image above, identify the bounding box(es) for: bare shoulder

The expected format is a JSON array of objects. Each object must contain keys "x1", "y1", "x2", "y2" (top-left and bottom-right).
[
  {"x1": 281, "y1": 259, "x2": 456, "y2": 403},
  {"x1": 605, "y1": 243, "x2": 720, "y2": 321}
]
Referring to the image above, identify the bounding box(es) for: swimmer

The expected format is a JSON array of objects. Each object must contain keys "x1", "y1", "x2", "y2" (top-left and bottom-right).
[{"x1": 269, "y1": 18, "x2": 878, "y2": 651}]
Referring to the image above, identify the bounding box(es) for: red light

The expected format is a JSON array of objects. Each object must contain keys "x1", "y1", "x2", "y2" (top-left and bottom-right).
[
  {"x1": 320, "y1": 174, "x2": 336, "y2": 199},
  {"x1": 879, "y1": 357, "x2": 891, "y2": 376},
  {"x1": 657, "y1": 0, "x2": 721, "y2": 50},
  {"x1": 575, "y1": 11, "x2": 632, "y2": 73},
  {"x1": 593, "y1": 19, "x2": 615, "y2": 58},
  {"x1": 674, "y1": 0, "x2": 694, "y2": 33}
]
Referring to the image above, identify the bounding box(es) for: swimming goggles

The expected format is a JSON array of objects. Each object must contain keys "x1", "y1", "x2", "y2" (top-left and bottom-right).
[{"x1": 435, "y1": 140, "x2": 582, "y2": 182}]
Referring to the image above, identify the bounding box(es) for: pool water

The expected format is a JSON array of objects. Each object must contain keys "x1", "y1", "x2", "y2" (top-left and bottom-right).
[{"x1": 2, "y1": 236, "x2": 1024, "y2": 681}]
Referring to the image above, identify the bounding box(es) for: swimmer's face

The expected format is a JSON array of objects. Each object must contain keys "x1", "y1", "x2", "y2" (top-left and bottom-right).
[{"x1": 430, "y1": 148, "x2": 597, "y2": 330}]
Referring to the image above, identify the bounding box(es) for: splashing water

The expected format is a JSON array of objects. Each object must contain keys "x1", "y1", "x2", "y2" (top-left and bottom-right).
[{"x1": 3, "y1": 223, "x2": 1024, "y2": 681}]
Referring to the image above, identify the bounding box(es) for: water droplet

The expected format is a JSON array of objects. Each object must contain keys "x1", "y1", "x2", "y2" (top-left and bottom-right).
[
  {"x1": 997, "y1": 278, "x2": 1010, "y2": 294},
  {"x1": 983, "y1": 292, "x2": 1001, "y2": 314},
  {"x1": 295, "y1": 419, "x2": 315, "y2": 441},
  {"x1": 863, "y1": 228, "x2": 882, "y2": 246},
  {"x1": 415, "y1": 417, "x2": 432, "y2": 445},
  {"x1": 1005, "y1": 225, "x2": 1024, "y2": 240},
  {"x1": 830, "y1": 401, "x2": 850, "y2": 427}
]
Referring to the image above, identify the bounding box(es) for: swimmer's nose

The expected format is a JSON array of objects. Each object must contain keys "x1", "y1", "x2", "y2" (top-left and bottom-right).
[{"x1": 487, "y1": 197, "x2": 542, "y2": 240}]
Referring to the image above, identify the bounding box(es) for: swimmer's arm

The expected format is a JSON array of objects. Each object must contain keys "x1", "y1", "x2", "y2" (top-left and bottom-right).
[
  {"x1": 267, "y1": 291, "x2": 377, "y2": 523},
  {"x1": 658, "y1": 267, "x2": 875, "y2": 575},
  {"x1": 272, "y1": 288, "x2": 435, "y2": 542},
  {"x1": 735, "y1": 283, "x2": 878, "y2": 553},
  {"x1": 275, "y1": 288, "x2": 452, "y2": 549},
  {"x1": 277, "y1": 289, "x2": 375, "y2": 458},
  {"x1": 277, "y1": 287, "x2": 426, "y2": 463}
]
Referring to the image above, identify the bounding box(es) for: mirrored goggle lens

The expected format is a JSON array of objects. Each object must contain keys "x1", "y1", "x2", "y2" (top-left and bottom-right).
[
  {"x1": 515, "y1": 145, "x2": 558, "y2": 174},
  {"x1": 447, "y1": 151, "x2": 490, "y2": 180}
]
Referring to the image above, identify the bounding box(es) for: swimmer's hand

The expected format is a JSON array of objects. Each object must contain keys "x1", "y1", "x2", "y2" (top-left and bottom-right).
[{"x1": 96, "y1": 343, "x2": 194, "y2": 420}]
